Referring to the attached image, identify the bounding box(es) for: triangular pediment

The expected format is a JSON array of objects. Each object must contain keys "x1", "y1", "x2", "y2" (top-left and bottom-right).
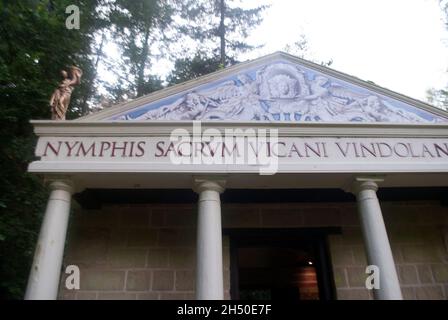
[{"x1": 80, "y1": 52, "x2": 448, "y2": 124}]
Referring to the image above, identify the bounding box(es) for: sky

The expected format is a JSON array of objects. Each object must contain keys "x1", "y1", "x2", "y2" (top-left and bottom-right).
[
  {"x1": 102, "y1": 0, "x2": 448, "y2": 103},
  {"x1": 237, "y1": 0, "x2": 448, "y2": 102}
]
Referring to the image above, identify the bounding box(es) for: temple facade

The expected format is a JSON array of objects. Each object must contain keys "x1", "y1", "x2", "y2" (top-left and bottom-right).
[{"x1": 25, "y1": 52, "x2": 448, "y2": 300}]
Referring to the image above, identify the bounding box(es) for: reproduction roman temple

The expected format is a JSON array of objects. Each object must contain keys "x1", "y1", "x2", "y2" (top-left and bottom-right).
[{"x1": 25, "y1": 52, "x2": 448, "y2": 300}]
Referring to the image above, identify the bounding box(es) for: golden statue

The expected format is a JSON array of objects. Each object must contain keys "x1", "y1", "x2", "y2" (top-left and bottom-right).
[{"x1": 49, "y1": 66, "x2": 83, "y2": 120}]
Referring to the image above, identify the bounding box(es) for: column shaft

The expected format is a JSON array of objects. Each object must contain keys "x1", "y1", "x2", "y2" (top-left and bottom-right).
[
  {"x1": 195, "y1": 180, "x2": 225, "y2": 300},
  {"x1": 355, "y1": 179, "x2": 402, "y2": 300},
  {"x1": 25, "y1": 181, "x2": 73, "y2": 300}
]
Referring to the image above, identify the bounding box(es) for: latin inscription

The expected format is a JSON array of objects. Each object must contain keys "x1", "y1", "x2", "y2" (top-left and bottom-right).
[{"x1": 40, "y1": 139, "x2": 448, "y2": 160}]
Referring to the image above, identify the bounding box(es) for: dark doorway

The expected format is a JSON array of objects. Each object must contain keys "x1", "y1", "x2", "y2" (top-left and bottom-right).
[{"x1": 225, "y1": 228, "x2": 339, "y2": 301}]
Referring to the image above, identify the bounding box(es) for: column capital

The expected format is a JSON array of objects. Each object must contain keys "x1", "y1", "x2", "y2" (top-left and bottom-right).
[
  {"x1": 193, "y1": 177, "x2": 226, "y2": 194},
  {"x1": 345, "y1": 176, "x2": 384, "y2": 195},
  {"x1": 44, "y1": 177, "x2": 75, "y2": 194}
]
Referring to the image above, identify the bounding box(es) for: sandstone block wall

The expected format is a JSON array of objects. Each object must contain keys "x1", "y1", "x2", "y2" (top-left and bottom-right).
[{"x1": 58, "y1": 201, "x2": 448, "y2": 300}]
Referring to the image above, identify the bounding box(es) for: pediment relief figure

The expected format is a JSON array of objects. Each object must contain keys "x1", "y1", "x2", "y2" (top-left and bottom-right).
[{"x1": 116, "y1": 61, "x2": 445, "y2": 123}]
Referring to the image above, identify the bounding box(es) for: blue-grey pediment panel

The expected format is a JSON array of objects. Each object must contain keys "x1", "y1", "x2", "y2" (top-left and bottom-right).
[{"x1": 109, "y1": 60, "x2": 447, "y2": 123}]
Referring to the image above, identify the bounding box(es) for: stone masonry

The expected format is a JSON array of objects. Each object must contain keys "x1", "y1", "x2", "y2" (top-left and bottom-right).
[{"x1": 58, "y1": 200, "x2": 448, "y2": 300}]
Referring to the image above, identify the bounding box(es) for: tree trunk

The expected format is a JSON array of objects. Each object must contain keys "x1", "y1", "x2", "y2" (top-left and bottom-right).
[
  {"x1": 80, "y1": 32, "x2": 106, "y2": 115},
  {"x1": 137, "y1": 27, "x2": 150, "y2": 97},
  {"x1": 219, "y1": 0, "x2": 226, "y2": 66}
]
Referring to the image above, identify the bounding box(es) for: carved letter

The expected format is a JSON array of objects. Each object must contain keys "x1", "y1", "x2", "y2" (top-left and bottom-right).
[
  {"x1": 155, "y1": 141, "x2": 165, "y2": 157},
  {"x1": 335, "y1": 142, "x2": 350, "y2": 157},
  {"x1": 304, "y1": 143, "x2": 321, "y2": 157},
  {"x1": 111, "y1": 141, "x2": 128, "y2": 157},
  {"x1": 288, "y1": 143, "x2": 303, "y2": 158},
  {"x1": 393, "y1": 143, "x2": 410, "y2": 157},
  {"x1": 360, "y1": 143, "x2": 377, "y2": 157},
  {"x1": 434, "y1": 143, "x2": 448, "y2": 157},
  {"x1": 65, "y1": 141, "x2": 79, "y2": 157},
  {"x1": 99, "y1": 141, "x2": 111, "y2": 157},
  {"x1": 377, "y1": 143, "x2": 392, "y2": 157},
  {"x1": 135, "y1": 141, "x2": 146, "y2": 157},
  {"x1": 421, "y1": 144, "x2": 435, "y2": 158},
  {"x1": 76, "y1": 142, "x2": 96, "y2": 157},
  {"x1": 43, "y1": 141, "x2": 62, "y2": 157},
  {"x1": 271, "y1": 142, "x2": 286, "y2": 158}
]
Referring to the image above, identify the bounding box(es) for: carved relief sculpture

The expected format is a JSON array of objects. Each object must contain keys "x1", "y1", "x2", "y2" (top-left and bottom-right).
[
  {"x1": 49, "y1": 66, "x2": 83, "y2": 120},
  {"x1": 115, "y1": 62, "x2": 446, "y2": 123}
]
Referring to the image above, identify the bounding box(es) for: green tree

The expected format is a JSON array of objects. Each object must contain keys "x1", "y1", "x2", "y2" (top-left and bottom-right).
[
  {"x1": 177, "y1": 0, "x2": 268, "y2": 65},
  {"x1": 104, "y1": 0, "x2": 175, "y2": 100},
  {"x1": 166, "y1": 0, "x2": 268, "y2": 85},
  {"x1": 284, "y1": 34, "x2": 333, "y2": 67},
  {"x1": 427, "y1": 0, "x2": 448, "y2": 110},
  {"x1": 167, "y1": 51, "x2": 238, "y2": 85},
  {"x1": 427, "y1": 88, "x2": 448, "y2": 111},
  {"x1": 0, "y1": 0, "x2": 101, "y2": 299}
]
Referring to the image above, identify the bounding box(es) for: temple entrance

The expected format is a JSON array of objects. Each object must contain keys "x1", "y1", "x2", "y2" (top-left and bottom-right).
[{"x1": 226, "y1": 228, "x2": 338, "y2": 301}]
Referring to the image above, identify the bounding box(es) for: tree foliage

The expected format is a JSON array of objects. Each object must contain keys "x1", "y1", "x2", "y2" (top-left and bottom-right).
[
  {"x1": 177, "y1": 0, "x2": 268, "y2": 65},
  {"x1": 427, "y1": 88, "x2": 448, "y2": 111},
  {"x1": 427, "y1": 0, "x2": 448, "y2": 110},
  {"x1": 166, "y1": 0, "x2": 267, "y2": 86},
  {"x1": 167, "y1": 51, "x2": 239, "y2": 86},
  {"x1": 283, "y1": 34, "x2": 333, "y2": 67},
  {"x1": 0, "y1": 0, "x2": 101, "y2": 299},
  {"x1": 0, "y1": 0, "x2": 271, "y2": 299},
  {"x1": 104, "y1": 0, "x2": 174, "y2": 99},
  {"x1": 0, "y1": 0, "x2": 263, "y2": 297},
  {"x1": 167, "y1": 52, "x2": 222, "y2": 85}
]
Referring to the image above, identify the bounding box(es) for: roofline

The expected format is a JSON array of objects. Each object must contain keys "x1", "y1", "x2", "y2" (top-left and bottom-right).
[
  {"x1": 78, "y1": 51, "x2": 448, "y2": 121},
  {"x1": 276, "y1": 52, "x2": 448, "y2": 119}
]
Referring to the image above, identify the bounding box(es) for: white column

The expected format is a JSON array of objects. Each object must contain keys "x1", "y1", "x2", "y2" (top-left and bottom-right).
[
  {"x1": 353, "y1": 178, "x2": 402, "y2": 300},
  {"x1": 25, "y1": 180, "x2": 74, "y2": 300},
  {"x1": 194, "y1": 178, "x2": 226, "y2": 300}
]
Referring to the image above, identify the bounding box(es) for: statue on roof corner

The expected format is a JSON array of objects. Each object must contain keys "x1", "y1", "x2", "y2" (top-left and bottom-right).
[{"x1": 49, "y1": 66, "x2": 83, "y2": 120}]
